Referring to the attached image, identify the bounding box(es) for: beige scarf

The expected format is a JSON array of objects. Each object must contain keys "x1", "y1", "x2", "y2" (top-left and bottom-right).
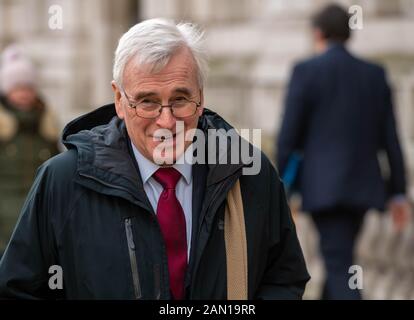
[{"x1": 224, "y1": 179, "x2": 248, "y2": 300}]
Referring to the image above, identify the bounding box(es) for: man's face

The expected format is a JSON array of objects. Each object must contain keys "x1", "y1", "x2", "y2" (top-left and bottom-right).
[{"x1": 112, "y1": 47, "x2": 204, "y2": 165}]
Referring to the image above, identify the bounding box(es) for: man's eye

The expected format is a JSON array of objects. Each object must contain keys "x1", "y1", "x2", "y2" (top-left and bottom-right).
[
  {"x1": 139, "y1": 100, "x2": 160, "y2": 107},
  {"x1": 173, "y1": 97, "x2": 187, "y2": 101}
]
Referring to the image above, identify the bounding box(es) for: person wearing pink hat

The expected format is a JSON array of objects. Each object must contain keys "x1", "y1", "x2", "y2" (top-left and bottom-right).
[{"x1": 0, "y1": 44, "x2": 60, "y2": 258}]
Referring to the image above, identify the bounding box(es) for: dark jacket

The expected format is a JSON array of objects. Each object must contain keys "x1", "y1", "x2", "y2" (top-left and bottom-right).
[
  {"x1": 0, "y1": 104, "x2": 310, "y2": 299},
  {"x1": 277, "y1": 44, "x2": 406, "y2": 212},
  {"x1": 0, "y1": 96, "x2": 60, "y2": 253}
]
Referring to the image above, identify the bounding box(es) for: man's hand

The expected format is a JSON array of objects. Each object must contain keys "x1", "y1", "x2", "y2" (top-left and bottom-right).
[{"x1": 388, "y1": 196, "x2": 412, "y2": 232}]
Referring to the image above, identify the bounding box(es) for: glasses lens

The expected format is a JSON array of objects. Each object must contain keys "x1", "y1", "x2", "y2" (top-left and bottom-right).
[
  {"x1": 135, "y1": 102, "x2": 160, "y2": 118},
  {"x1": 172, "y1": 101, "x2": 197, "y2": 118}
]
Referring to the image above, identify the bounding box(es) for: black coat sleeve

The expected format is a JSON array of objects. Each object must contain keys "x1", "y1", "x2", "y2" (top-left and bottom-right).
[
  {"x1": 255, "y1": 165, "x2": 310, "y2": 299},
  {"x1": 276, "y1": 63, "x2": 310, "y2": 175},
  {"x1": 0, "y1": 163, "x2": 63, "y2": 299}
]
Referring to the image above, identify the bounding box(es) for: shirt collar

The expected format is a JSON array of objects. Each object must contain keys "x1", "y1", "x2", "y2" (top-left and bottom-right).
[
  {"x1": 131, "y1": 142, "x2": 193, "y2": 185},
  {"x1": 173, "y1": 144, "x2": 193, "y2": 185}
]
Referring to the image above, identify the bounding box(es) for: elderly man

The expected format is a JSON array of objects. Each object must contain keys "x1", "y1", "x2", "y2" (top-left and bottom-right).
[{"x1": 0, "y1": 19, "x2": 309, "y2": 300}]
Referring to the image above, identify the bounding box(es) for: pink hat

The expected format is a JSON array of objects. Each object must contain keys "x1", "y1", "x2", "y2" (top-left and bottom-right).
[{"x1": 0, "y1": 44, "x2": 37, "y2": 94}]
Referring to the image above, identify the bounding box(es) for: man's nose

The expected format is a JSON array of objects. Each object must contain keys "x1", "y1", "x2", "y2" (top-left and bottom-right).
[{"x1": 155, "y1": 107, "x2": 176, "y2": 129}]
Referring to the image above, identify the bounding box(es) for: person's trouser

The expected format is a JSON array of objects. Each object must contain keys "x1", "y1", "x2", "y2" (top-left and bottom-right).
[{"x1": 311, "y1": 206, "x2": 366, "y2": 300}]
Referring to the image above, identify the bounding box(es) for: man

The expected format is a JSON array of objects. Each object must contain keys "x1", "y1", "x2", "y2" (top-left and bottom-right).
[
  {"x1": 0, "y1": 18, "x2": 309, "y2": 299},
  {"x1": 276, "y1": 5, "x2": 409, "y2": 300}
]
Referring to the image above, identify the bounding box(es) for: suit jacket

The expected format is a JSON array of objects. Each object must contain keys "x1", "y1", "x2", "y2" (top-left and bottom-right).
[{"x1": 276, "y1": 44, "x2": 406, "y2": 212}]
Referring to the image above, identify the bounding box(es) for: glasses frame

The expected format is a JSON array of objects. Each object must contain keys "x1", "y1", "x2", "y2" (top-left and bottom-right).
[{"x1": 120, "y1": 86, "x2": 202, "y2": 119}]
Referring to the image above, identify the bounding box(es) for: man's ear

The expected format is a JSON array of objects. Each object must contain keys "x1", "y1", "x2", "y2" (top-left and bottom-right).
[
  {"x1": 112, "y1": 81, "x2": 125, "y2": 120},
  {"x1": 314, "y1": 28, "x2": 325, "y2": 41},
  {"x1": 311, "y1": 28, "x2": 328, "y2": 54}
]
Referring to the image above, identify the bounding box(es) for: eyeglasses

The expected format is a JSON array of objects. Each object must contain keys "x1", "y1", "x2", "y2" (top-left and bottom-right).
[{"x1": 121, "y1": 86, "x2": 202, "y2": 119}]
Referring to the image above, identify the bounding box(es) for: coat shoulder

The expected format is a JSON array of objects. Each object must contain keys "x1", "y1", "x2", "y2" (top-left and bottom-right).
[
  {"x1": 33, "y1": 148, "x2": 79, "y2": 202},
  {"x1": 260, "y1": 150, "x2": 280, "y2": 178},
  {"x1": 41, "y1": 148, "x2": 78, "y2": 180},
  {"x1": 0, "y1": 102, "x2": 17, "y2": 141},
  {"x1": 30, "y1": 149, "x2": 82, "y2": 233},
  {"x1": 242, "y1": 149, "x2": 282, "y2": 190}
]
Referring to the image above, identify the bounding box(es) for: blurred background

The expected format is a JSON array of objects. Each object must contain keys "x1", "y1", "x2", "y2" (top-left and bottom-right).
[{"x1": 0, "y1": 0, "x2": 413, "y2": 299}]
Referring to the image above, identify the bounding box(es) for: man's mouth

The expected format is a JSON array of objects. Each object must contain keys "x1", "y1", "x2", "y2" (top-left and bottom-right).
[{"x1": 153, "y1": 133, "x2": 177, "y2": 142}]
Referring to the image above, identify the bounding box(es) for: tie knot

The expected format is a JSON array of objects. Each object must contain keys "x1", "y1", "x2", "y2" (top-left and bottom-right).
[{"x1": 153, "y1": 167, "x2": 182, "y2": 189}]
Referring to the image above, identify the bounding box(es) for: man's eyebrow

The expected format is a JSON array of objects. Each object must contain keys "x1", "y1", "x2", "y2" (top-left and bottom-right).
[
  {"x1": 173, "y1": 87, "x2": 193, "y2": 96},
  {"x1": 131, "y1": 88, "x2": 193, "y2": 100},
  {"x1": 132, "y1": 91, "x2": 158, "y2": 101}
]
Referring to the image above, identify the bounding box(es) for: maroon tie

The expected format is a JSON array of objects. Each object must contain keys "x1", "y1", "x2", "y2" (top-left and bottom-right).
[{"x1": 153, "y1": 167, "x2": 187, "y2": 300}]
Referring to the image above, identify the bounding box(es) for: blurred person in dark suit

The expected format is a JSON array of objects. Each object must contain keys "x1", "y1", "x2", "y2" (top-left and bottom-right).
[
  {"x1": 276, "y1": 4, "x2": 410, "y2": 300},
  {"x1": 0, "y1": 44, "x2": 60, "y2": 259}
]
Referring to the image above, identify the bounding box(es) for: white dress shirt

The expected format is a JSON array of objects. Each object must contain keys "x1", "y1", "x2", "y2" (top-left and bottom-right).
[{"x1": 131, "y1": 143, "x2": 193, "y2": 258}]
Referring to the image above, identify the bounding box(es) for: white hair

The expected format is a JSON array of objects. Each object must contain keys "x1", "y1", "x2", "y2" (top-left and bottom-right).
[{"x1": 113, "y1": 18, "x2": 208, "y2": 88}]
